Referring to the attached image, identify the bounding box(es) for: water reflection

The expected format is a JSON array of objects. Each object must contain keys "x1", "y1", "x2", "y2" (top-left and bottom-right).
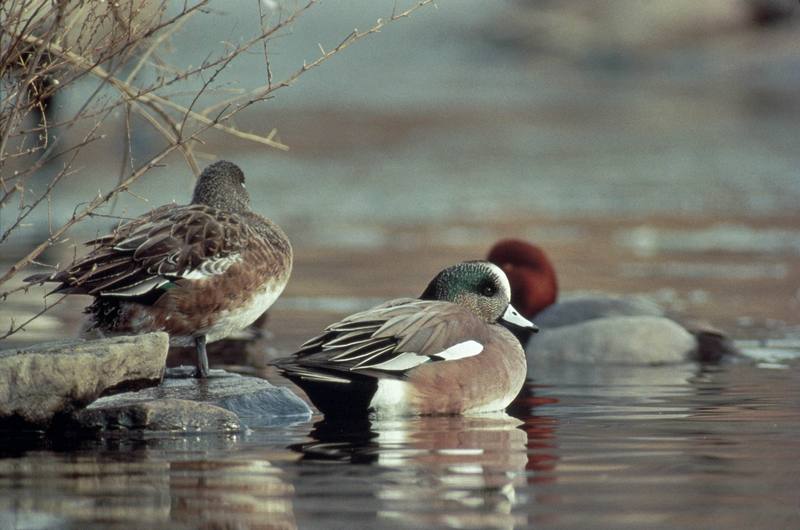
[
  {"x1": 291, "y1": 413, "x2": 529, "y2": 529},
  {"x1": 0, "y1": 455, "x2": 172, "y2": 526},
  {"x1": 507, "y1": 387, "x2": 560, "y2": 479},
  {"x1": 0, "y1": 360, "x2": 798, "y2": 529},
  {"x1": 0, "y1": 433, "x2": 298, "y2": 530},
  {"x1": 528, "y1": 362, "x2": 700, "y2": 420},
  {"x1": 169, "y1": 459, "x2": 296, "y2": 530}
]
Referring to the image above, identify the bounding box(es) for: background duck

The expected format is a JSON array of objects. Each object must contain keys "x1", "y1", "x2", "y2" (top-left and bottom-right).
[
  {"x1": 487, "y1": 239, "x2": 739, "y2": 365},
  {"x1": 26, "y1": 160, "x2": 292, "y2": 378},
  {"x1": 275, "y1": 261, "x2": 537, "y2": 417}
]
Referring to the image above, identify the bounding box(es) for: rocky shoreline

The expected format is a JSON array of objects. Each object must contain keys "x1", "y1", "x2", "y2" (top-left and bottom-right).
[{"x1": 0, "y1": 333, "x2": 312, "y2": 434}]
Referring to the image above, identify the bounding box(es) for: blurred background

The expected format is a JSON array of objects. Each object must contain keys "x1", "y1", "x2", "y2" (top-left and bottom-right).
[{"x1": 3, "y1": 0, "x2": 799, "y2": 352}]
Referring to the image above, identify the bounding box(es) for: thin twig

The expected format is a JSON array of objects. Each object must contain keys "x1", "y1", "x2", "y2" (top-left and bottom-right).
[
  {"x1": 0, "y1": 294, "x2": 67, "y2": 340},
  {"x1": 13, "y1": 33, "x2": 291, "y2": 150},
  {"x1": 0, "y1": 0, "x2": 437, "y2": 340},
  {"x1": 207, "y1": 0, "x2": 436, "y2": 117}
]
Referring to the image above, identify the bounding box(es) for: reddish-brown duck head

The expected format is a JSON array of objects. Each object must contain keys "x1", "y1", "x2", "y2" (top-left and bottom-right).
[{"x1": 487, "y1": 239, "x2": 558, "y2": 319}]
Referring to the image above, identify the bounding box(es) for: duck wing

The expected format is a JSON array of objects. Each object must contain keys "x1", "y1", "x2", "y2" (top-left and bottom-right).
[
  {"x1": 276, "y1": 299, "x2": 486, "y2": 381},
  {"x1": 29, "y1": 204, "x2": 250, "y2": 298}
]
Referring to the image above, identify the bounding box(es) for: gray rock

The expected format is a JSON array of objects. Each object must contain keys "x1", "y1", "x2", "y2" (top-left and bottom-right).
[
  {"x1": 0, "y1": 333, "x2": 168, "y2": 428},
  {"x1": 75, "y1": 368, "x2": 312, "y2": 432},
  {"x1": 535, "y1": 294, "x2": 664, "y2": 328},
  {"x1": 527, "y1": 316, "x2": 696, "y2": 366},
  {"x1": 77, "y1": 398, "x2": 241, "y2": 432}
]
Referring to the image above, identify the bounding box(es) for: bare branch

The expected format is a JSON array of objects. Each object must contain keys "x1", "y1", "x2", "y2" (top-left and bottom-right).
[
  {"x1": 0, "y1": 294, "x2": 66, "y2": 341},
  {"x1": 0, "y1": 0, "x2": 436, "y2": 340}
]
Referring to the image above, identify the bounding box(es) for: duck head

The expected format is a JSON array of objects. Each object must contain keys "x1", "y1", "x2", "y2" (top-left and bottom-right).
[
  {"x1": 487, "y1": 239, "x2": 558, "y2": 319},
  {"x1": 420, "y1": 260, "x2": 538, "y2": 338},
  {"x1": 192, "y1": 160, "x2": 251, "y2": 213}
]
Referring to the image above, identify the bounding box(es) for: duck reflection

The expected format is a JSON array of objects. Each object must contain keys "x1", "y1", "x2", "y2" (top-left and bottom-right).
[
  {"x1": 169, "y1": 458, "x2": 297, "y2": 530},
  {"x1": 291, "y1": 412, "x2": 530, "y2": 529},
  {"x1": 507, "y1": 383, "x2": 560, "y2": 480}
]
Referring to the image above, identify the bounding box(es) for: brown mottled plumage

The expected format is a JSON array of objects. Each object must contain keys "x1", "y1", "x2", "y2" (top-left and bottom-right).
[
  {"x1": 27, "y1": 161, "x2": 292, "y2": 377},
  {"x1": 275, "y1": 261, "x2": 537, "y2": 417}
]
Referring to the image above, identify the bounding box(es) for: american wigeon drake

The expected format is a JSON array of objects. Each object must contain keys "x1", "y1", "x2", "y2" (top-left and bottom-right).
[
  {"x1": 488, "y1": 239, "x2": 738, "y2": 365},
  {"x1": 275, "y1": 261, "x2": 537, "y2": 417},
  {"x1": 27, "y1": 160, "x2": 292, "y2": 378}
]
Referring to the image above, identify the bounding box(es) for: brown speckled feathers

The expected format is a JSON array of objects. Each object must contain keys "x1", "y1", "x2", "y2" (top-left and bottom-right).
[
  {"x1": 40, "y1": 204, "x2": 252, "y2": 298},
  {"x1": 26, "y1": 160, "x2": 291, "y2": 309},
  {"x1": 25, "y1": 160, "x2": 292, "y2": 379}
]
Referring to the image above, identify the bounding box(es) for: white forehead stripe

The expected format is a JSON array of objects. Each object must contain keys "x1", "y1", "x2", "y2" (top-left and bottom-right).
[{"x1": 485, "y1": 262, "x2": 511, "y2": 299}]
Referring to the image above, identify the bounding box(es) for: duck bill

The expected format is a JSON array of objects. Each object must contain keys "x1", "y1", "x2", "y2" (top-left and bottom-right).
[{"x1": 501, "y1": 304, "x2": 538, "y2": 332}]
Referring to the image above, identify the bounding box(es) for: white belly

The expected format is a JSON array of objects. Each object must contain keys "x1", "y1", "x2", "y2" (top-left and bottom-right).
[{"x1": 369, "y1": 380, "x2": 411, "y2": 417}]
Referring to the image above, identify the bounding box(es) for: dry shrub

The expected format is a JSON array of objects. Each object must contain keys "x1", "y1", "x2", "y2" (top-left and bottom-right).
[{"x1": 0, "y1": 0, "x2": 434, "y2": 340}]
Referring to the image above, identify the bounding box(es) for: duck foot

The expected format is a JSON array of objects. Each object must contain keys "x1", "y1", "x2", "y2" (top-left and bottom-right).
[{"x1": 194, "y1": 335, "x2": 209, "y2": 378}]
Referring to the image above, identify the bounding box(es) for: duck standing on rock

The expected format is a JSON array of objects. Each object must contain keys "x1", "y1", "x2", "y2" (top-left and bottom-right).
[
  {"x1": 26, "y1": 160, "x2": 293, "y2": 378},
  {"x1": 275, "y1": 261, "x2": 537, "y2": 417},
  {"x1": 487, "y1": 239, "x2": 739, "y2": 365}
]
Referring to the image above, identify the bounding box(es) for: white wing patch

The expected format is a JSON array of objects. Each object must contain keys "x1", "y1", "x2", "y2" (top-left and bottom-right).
[
  {"x1": 363, "y1": 352, "x2": 431, "y2": 371},
  {"x1": 179, "y1": 254, "x2": 242, "y2": 280},
  {"x1": 432, "y1": 340, "x2": 484, "y2": 361},
  {"x1": 356, "y1": 340, "x2": 484, "y2": 372}
]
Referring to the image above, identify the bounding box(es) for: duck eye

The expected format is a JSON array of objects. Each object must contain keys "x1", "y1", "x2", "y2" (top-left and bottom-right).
[{"x1": 480, "y1": 283, "x2": 497, "y2": 297}]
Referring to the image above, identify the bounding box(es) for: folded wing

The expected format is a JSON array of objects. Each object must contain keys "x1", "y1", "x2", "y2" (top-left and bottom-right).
[
  {"x1": 278, "y1": 299, "x2": 485, "y2": 381},
  {"x1": 28, "y1": 204, "x2": 250, "y2": 299}
]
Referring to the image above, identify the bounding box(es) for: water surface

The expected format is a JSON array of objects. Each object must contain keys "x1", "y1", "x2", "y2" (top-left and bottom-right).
[{"x1": 2, "y1": 358, "x2": 798, "y2": 529}]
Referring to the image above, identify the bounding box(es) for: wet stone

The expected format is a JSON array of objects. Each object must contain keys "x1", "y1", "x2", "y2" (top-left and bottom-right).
[
  {"x1": 534, "y1": 294, "x2": 664, "y2": 328},
  {"x1": 75, "y1": 368, "x2": 312, "y2": 432},
  {"x1": 0, "y1": 333, "x2": 168, "y2": 429},
  {"x1": 77, "y1": 398, "x2": 241, "y2": 433},
  {"x1": 527, "y1": 316, "x2": 696, "y2": 365}
]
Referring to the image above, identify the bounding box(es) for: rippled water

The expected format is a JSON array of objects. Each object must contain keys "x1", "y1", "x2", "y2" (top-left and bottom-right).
[{"x1": 2, "y1": 358, "x2": 798, "y2": 530}]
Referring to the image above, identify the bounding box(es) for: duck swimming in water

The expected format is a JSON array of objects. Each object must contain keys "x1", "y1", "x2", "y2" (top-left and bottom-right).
[{"x1": 275, "y1": 261, "x2": 537, "y2": 417}]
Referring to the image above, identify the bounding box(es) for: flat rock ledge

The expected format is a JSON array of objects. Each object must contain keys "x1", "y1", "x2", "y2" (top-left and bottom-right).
[
  {"x1": 0, "y1": 333, "x2": 169, "y2": 429},
  {"x1": 75, "y1": 367, "x2": 312, "y2": 433}
]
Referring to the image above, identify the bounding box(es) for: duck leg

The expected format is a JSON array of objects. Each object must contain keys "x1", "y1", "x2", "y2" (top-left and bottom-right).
[{"x1": 194, "y1": 335, "x2": 209, "y2": 378}]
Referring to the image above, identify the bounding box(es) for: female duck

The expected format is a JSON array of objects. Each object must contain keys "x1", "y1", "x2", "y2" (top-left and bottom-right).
[
  {"x1": 488, "y1": 239, "x2": 737, "y2": 365},
  {"x1": 27, "y1": 161, "x2": 292, "y2": 378},
  {"x1": 275, "y1": 261, "x2": 537, "y2": 417}
]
